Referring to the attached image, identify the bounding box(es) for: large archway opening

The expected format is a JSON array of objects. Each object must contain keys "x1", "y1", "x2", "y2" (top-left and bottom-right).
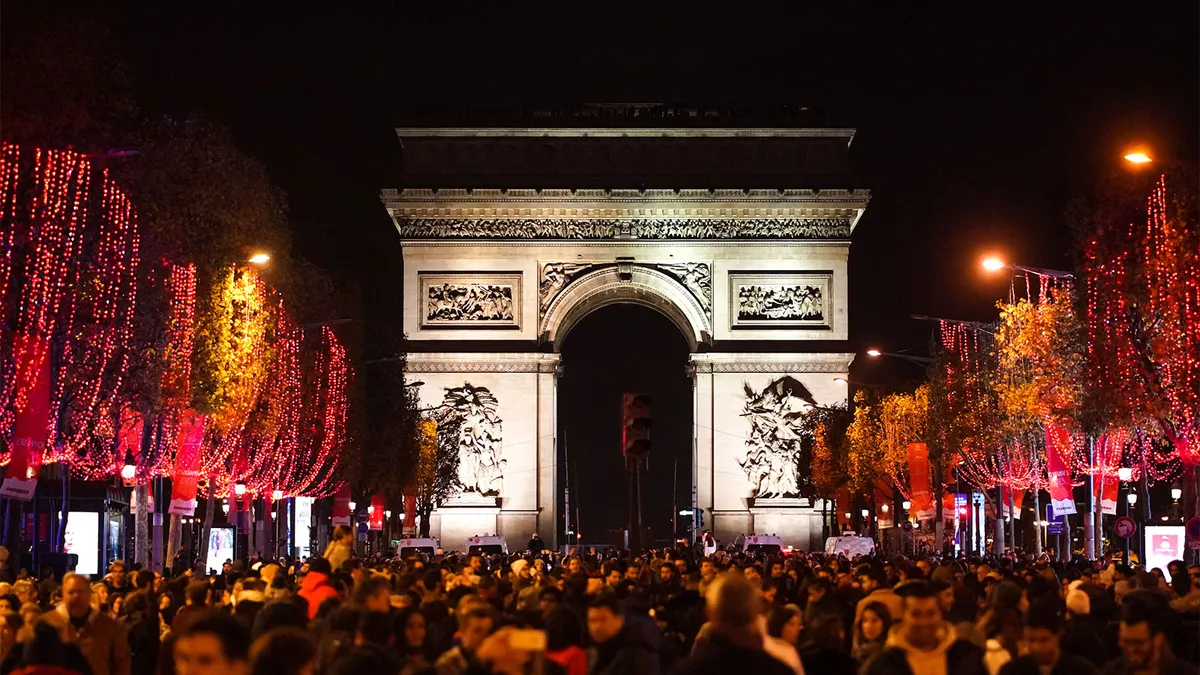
[{"x1": 557, "y1": 304, "x2": 693, "y2": 547}]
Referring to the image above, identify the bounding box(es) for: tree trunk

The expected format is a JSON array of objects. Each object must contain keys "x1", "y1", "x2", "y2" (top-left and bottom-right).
[
  {"x1": 1033, "y1": 490, "x2": 1042, "y2": 557},
  {"x1": 133, "y1": 485, "x2": 149, "y2": 568},
  {"x1": 993, "y1": 486, "x2": 1005, "y2": 555},
  {"x1": 1185, "y1": 464, "x2": 1199, "y2": 565},
  {"x1": 197, "y1": 495, "x2": 215, "y2": 573},
  {"x1": 165, "y1": 514, "x2": 183, "y2": 575}
]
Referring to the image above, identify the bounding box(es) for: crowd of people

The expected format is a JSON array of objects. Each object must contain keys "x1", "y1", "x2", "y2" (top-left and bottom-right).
[{"x1": 0, "y1": 526, "x2": 1196, "y2": 675}]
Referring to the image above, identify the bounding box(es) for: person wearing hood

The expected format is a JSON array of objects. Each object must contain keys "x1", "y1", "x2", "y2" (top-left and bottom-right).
[
  {"x1": 298, "y1": 557, "x2": 340, "y2": 620},
  {"x1": 587, "y1": 593, "x2": 660, "y2": 675},
  {"x1": 862, "y1": 581, "x2": 986, "y2": 675}
]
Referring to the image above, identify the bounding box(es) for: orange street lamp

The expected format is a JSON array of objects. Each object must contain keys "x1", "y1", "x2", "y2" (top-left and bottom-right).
[
  {"x1": 980, "y1": 256, "x2": 1074, "y2": 280},
  {"x1": 1123, "y1": 151, "x2": 1152, "y2": 165},
  {"x1": 248, "y1": 252, "x2": 271, "y2": 265},
  {"x1": 865, "y1": 348, "x2": 882, "y2": 357}
]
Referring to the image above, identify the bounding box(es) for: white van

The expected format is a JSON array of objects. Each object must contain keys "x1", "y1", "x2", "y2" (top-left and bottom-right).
[
  {"x1": 395, "y1": 537, "x2": 439, "y2": 558},
  {"x1": 465, "y1": 535, "x2": 508, "y2": 556},
  {"x1": 738, "y1": 534, "x2": 785, "y2": 555},
  {"x1": 824, "y1": 535, "x2": 876, "y2": 558}
]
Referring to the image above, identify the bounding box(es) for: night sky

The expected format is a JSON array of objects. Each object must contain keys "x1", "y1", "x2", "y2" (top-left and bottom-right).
[{"x1": 52, "y1": 6, "x2": 1200, "y2": 540}]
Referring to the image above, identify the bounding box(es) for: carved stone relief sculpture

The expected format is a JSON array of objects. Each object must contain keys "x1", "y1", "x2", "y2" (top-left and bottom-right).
[
  {"x1": 420, "y1": 273, "x2": 521, "y2": 328},
  {"x1": 738, "y1": 376, "x2": 817, "y2": 499},
  {"x1": 729, "y1": 273, "x2": 832, "y2": 329},
  {"x1": 539, "y1": 263, "x2": 591, "y2": 313},
  {"x1": 659, "y1": 262, "x2": 712, "y2": 315},
  {"x1": 441, "y1": 383, "x2": 505, "y2": 497},
  {"x1": 398, "y1": 218, "x2": 851, "y2": 240}
]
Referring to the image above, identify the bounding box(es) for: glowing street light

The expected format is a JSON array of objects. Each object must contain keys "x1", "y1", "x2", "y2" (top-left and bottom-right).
[
  {"x1": 1127, "y1": 492, "x2": 1138, "y2": 506},
  {"x1": 880, "y1": 504, "x2": 889, "y2": 513},
  {"x1": 271, "y1": 489, "x2": 284, "y2": 501},
  {"x1": 1118, "y1": 467, "x2": 1133, "y2": 482},
  {"x1": 902, "y1": 500, "x2": 911, "y2": 511},
  {"x1": 1123, "y1": 151, "x2": 1152, "y2": 164},
  {"x1": 234, "y1": 482, "x2": 247, "y2": 497},
  {"x1": 1171, "y1": 487, "x2": 1182, "y2": 501},
  {"x1": 861, "y1": 509, "x2": 870, "y2": 518},
  {"x1": 981, "y1": 256, "x2": 1007, "y2": 272},
  {"x1": 367, "y1": 505, "x2": 375, "y2": 515},
  {"x1": 221, "y1": 503, "x2": 230, "y2": 514},
  {"x1": 120, "y1": 464, "x2": 136, "y2": 481},
  {"x1": 349, "y1": 501, "x2": 357, "y2": 511},
  {"x1": 248, "y1": 252, "x2": 271, "y2": 265},
  {"x1": 385, "y1": 510, "x2": 392, "y2": 519},
  {"x1": 866, "y1": 349, "x2": 882, "y2": 357}
]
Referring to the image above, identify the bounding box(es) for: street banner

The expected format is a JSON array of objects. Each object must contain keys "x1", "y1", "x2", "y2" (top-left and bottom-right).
[
  {"x1": 2, "y1": 334, "x2": 51, "y2": 500},
  {"x1": 908, "y1": 442, "x2": 935, "y2": 520},
  {"x1": 1046, "y1": 423, "x2": 1076, "y2": 516},
  {"x1": 1002, "y1": 488, "x2": 1026, "y2": 519},
  {"x1": 403, "y1": 494, "x2": 416, "y2": 529},
  {"x1": 834, "y1": 488, "x2": 853, "y2": 531},
  {"x1": 169, "y1": 411, "x2": 205, "y2": 516},
  {"x1": 1092, "y1": 433, "x2": 1120, "y2": 515},
  {"x1": 332, "y1": 486, "x2": 351, "y2": 527},
  {"x1": 369, "y1": 492, "x2": 385, "y2": 531}
]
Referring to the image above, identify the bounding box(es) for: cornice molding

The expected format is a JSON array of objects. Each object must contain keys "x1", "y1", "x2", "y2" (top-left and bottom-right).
[
  {"x1": 393, "y1": 218, "x2": 851, "y2": 241},
  {"x1": 396, "y1": 128, "x2": 856, "y2": 140},
  {"x1": 407, "y1": 353, "x2": 560, "y2": 374},
  {"x1": 688, "y1": 352, "x2": 854, "y2": 374},
  {"x1": 382, "y1": 187, "x2": 869, "y2": 205}
]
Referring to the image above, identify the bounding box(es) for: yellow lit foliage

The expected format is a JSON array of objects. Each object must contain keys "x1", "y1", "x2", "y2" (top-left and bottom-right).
[
  {"x1": 194, "y1": 267, "x2": 273, "y2": 432},
  {"x1": 994, "y1": 287, "x2": 1083, "y2": 433}
]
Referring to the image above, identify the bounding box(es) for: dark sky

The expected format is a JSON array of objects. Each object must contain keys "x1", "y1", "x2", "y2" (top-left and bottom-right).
[{"x1": 98, "y1": 6, "x2": 1198, "y2": 539}]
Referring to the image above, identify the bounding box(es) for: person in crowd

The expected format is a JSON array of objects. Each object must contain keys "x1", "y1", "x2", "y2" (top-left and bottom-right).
[
  {"x1": 545, "y1": 604, "x2": 587, "y2": 675},
  {"x1": 852, "y1": 601, "x2": 892, "y2": 666},
  {"x1": 998, "y1": 599, "x2": 1098, "y2": 675},
  {"x1": 60, "y1": 572, "x2": 132, "y2": 675},
  {"x1": 434, "y1": 604, "x2": 494, "y2": 675},
  {"x1": 173, "y1": 580, "x2": 211, "y2": 634},
  {"x1": 766, "y1": 604, "x2": 802, "y2": 647},
  {"x1": 586, "y1": 593, "x2": 660, "y2": 675},
  {"x1": 119, "y1": 589, "x2": 160, "y2": 675},
  {"x1": 104, "y1": 561, "x2": 130, "y2": 597},
  {"x1": 298, "y1": 558, "x2": 339, "y2": 621},
  {"x1": 393, "y1": 606, "x2": 433, "y2": 669},
  {"x1": 674, "y1": 572, "x2": 800, "y2": 675},
  {"x1": 862, "y1": 581, "x2": 986, "y2": 675},
  {"x1": 798, "y1": 612, "x2": 855, "y2": 675},
  {"x1": 2, "y1": 610, "x2": 94, "y2": 673},
  {"x1": 248, "y1": 627, "x2": 317, "y2": 675},
  {"x1": 322, "y1": 526, "x2": 354, "y2": 574},
  {"x1": 1104, "y1": 593, "x2": 1196, "y2": 675},
  {"x1": 855, "y1": 566, "x2": 904, "y2": 625},
  {"x1": 174, "y1": 611, "x2": 252, "y2": 675},
  {"x1": 0, "y1": 610, "x2": 22, "y2": 662},
  {"x1": 351, "y1": 575, "x2": 392, "y2": 614}
]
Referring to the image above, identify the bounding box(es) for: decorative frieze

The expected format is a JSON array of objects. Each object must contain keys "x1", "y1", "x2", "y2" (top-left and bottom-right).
[
  {"x1": 539, "y1": 261, "x2": 712, "y2": 318},
  {"x1": 397, "y1": 218, "x2": 851, "y2": 240},
  {"x1": 407, "y1": 354, "x2": 561, "y2": 374}
]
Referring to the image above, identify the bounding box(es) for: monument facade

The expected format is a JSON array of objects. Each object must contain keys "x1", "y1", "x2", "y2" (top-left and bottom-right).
[{"x1": 384, "y1": 108, "x2": 868, "y2": 550}]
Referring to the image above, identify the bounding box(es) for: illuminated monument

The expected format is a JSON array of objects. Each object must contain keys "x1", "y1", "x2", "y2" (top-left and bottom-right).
[{"x1": 383, "y1": 106, "x2": 867, "y2": 550}]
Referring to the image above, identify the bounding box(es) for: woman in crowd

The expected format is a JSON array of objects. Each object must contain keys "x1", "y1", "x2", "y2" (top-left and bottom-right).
[{"x1": 851, "y1": 601, "x2": 892, "y2": 666}]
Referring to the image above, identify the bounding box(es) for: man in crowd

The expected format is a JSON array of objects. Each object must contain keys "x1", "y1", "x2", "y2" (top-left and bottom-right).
[
  {"x1": 675, "y1": 572, "x2": 798, "y2": 675},
  {"x1": 587, "y1": 593, "x2": 660, "y2": 675},
  {"x1": 999, "y1": 600, "x2": 1098, "y2": 675},
  {"x1": 435, "y1": 604, "x2": 495, "y2": 675},
  {"x1": 60, "y1": 572, "x2": 132, "y2": 675},
  {"x1": 1104, "y1": 594, "x2": 1197, "y2": 675},
  {"x1": 855, "y1": 565, "x2": 904, "y2": 623},
  {"x1": 863, "y1": 581, "x2": 986, "y2": 675},
  {"x1": 174, "y1": 612, "x2": 252, "y2": 675}
]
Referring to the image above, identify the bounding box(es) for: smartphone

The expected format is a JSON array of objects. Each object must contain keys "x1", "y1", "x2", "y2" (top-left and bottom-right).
[{"x1": 508, "y1": 628, "x2": 547, "y2": 652}]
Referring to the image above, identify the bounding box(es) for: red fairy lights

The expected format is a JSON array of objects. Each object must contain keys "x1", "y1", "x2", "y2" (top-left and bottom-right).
[{"x1": 1, "y1": 142, "x2": 351, "y2": 499}]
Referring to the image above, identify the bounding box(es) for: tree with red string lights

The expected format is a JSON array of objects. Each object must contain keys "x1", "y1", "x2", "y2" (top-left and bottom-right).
[{"x1": 1080, "y1": 164, "x2": 1199, "y2": 527}]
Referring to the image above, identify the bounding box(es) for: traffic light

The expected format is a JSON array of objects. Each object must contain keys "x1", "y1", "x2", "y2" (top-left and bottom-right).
[{"x1": 621, "y1": 393, "x2": 652, "y2": 457}]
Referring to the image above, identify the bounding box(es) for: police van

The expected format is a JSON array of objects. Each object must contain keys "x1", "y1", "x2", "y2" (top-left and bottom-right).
[
  {"x1": 465, "y1": 535, "x2": 508, "y2": 556},
  {"x1": 395, "y1": 537, "x2": 439, "y2": 558},
  {"x1": 737, "y1": 534, "x2": 785, "y2": 555}
]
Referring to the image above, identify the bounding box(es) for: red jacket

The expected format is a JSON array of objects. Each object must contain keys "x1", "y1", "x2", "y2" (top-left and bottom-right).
[{"x1": 298, "y1": 572, "x2": 339, "y2": 619}]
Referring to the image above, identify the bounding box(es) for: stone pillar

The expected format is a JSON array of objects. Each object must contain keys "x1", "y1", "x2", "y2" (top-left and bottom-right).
[
  {"x1": 536, "y1": 356, "x2": 561, "y2": 549},
  {"x1": 689, "y1": 356, "x2": 715, "y2": 542}
]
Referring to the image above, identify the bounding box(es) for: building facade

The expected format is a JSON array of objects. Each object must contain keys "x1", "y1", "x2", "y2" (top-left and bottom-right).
[{"x1": 384, "y1": 112, "x2": 867, "y2": 551}]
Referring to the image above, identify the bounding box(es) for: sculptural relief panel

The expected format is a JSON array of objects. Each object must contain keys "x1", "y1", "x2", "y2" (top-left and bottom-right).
[
  {"x1": 729, "y1": 272, "x2": 831, "y2": 330},
  {"x1": 738, "y1": 376, "x2": 817, "y2": 499},
  {"x1": 420, "y1": 272, "x2": 522, "y2": 329}
]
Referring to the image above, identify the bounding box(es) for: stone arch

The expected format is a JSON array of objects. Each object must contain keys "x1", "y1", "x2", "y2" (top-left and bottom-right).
[{"x1": 541, "y1": 266, "x2": 711, "y2": 352}]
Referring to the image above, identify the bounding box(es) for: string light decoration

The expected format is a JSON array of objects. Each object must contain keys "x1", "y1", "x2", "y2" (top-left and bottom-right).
[
  {"x1": 2, "y1": 142, "x2": 351, "y2": 500},
  {"x1": 0, "y1": 144, "x2": 140, "y2": 475}
]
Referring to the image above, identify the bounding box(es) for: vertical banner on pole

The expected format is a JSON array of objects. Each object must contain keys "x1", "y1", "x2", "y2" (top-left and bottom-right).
[
  {"x1": 907, "y1": 442, "x2": 935, "y2": 520},
  {"x1": 369, "y1": 493, "x2": 385, "y2": 531},
  {"x1": 1093, "y1": 433, "x2": 1120, "y2": 515},
  {"x1": 332, "y1": 486, "x2": 351, "y2": 527},
  {"x1": 168, "y1": 412, "x2": 205, "y2": 516},
  {"x1": 1047, "y1": 423, "x2": 1077, "y2": 516},
  {"x1": 2, "y1": 334, "x2": 51, "y2": 500},
  {"x1": 403, "y1": 494, "x2": 416, "y2": 531}
]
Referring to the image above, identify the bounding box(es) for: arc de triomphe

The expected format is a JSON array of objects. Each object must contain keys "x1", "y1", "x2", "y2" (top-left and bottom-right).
[{"x1": 384, "y1": 117, "x2": 867, "y2": 551}]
